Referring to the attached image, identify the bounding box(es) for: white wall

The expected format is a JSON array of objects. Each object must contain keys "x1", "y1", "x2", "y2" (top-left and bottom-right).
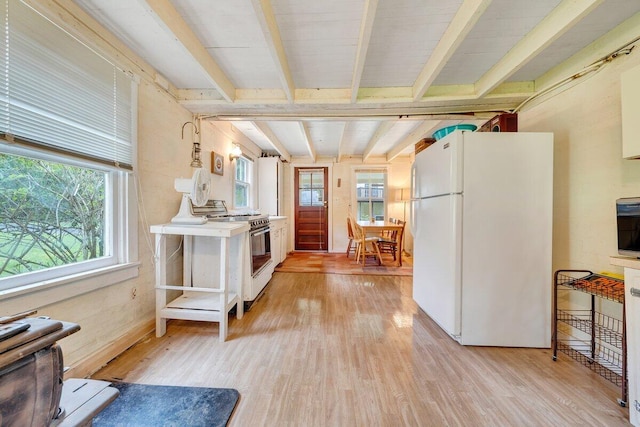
[{"x1": 520, "y1": 47, "x2": 640, "y2": 275}]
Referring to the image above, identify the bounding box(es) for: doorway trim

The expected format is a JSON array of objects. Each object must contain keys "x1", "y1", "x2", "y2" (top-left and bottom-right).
[{"x1": 288, "y1": 162, "x2": 333, "y2": 253}]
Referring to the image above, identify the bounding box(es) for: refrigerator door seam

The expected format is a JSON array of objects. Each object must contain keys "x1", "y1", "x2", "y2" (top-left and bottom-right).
[{"x1": 416, "y1": 192, "x2": 463, "y2": 200}]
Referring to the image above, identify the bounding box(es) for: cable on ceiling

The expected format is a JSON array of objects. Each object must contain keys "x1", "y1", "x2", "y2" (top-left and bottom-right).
[{"x1": 512, "y1": 36, "x2": 639, "y2": 113}]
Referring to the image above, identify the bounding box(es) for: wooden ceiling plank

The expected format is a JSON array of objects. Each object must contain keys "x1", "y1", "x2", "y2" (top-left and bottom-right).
[
  {"x1": 474, "y1": 0, "x2": 604, "y2": 98},
  {"x1": 413, "y1": 0, "x2": 492, "y2": 101},
  {"x1": 250, "y1": 0, "x2": 295, "y2": 103},
  {"x1": 386, "y1": 120, "x2": 443, "y2": 161},
  {"x1": 252, "y1": 122, "x2": 292, "y2": 162},
  {"x1": 143, "y1": 0, "x2": 236, "y2": 102},
  {"x1": 298, "y1": 122, "x2": 317, "y2": 162},
  {"x1": 362, "y1": 121, "x2": 395, "y2": 161},
  {"x1": 534, "y1": 11, "x2": 640, "y2": 95},
  {"x1": 351, "y1": 0, "x2": 379, "y2": 103}
]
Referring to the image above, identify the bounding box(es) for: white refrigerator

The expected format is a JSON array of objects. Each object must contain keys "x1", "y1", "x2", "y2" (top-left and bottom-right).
[{"x1": 410, "y1": 130, "x2": 553, "y2": 347}]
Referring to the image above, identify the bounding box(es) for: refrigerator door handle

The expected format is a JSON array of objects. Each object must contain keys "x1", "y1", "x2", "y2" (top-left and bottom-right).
[{"x1": 410, "y1": 163, "x2": 417, "y2": 235}]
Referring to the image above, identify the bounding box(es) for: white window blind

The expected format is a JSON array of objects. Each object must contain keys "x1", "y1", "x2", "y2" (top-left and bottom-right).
[{"x1": 0, "y1": 0, "x2": 134, "y2": 169}]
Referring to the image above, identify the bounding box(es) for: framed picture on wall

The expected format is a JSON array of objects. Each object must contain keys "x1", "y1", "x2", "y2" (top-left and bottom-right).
[{"x1": 212, "y1": 152, "x2": 224, "y2": 176}]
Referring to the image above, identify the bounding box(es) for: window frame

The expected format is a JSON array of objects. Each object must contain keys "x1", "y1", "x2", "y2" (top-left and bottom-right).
[
  {"x1": 0, "y1": 0, "x2": 139, "y2": 305},
  {"x1": 233, "y1": 156, "x2": 253, "y2": 209},
  {"x1": 353, "y1": 167, "x2": 388, "y2": 221},
  {"x1": 0, "y1": 142, "x2": 139, "y2": 303}
]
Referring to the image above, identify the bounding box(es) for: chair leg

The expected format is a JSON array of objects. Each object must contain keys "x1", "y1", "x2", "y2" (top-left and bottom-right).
[
  {"x1": 346, "y1": 240, "x2": 352, "y2": 257},
  {"x1": 373, "y1": 242, "x2": 382, "y2": 266}
]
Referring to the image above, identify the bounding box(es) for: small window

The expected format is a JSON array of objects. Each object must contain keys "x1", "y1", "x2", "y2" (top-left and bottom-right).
[
  {"x1": 355, "y1": 170, "x2": 387, "y2": 221},
  {"x1": 234, "y1": 157, "x2": 252, "y2": 208}
]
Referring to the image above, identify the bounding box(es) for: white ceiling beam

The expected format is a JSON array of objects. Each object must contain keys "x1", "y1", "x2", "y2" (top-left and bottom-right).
[
  {"x1": 386, "y1": 121, "x2": 443, "y2": 161},
  {"x1": 298, "y1": 122, "x2": 317, "y2": 162},
  {"x1": 251, "y1": 122, "x2": 292, "y2": 162},
  {"x1": 413, "y1": 0, "x2": 492, "y2": 101},
  {"x1": 475, "y1": 0, "x2": 604, "y2": 98},
  {"x1": 178, "y1": 84, "x2": 530, "y2": 108},
  {"x1": 250, "y1": 0, "x2": 295, "y2": 102},
  {"x1": 336, "y1": 122, "x2": 350, "y2": 162},
  {"x1": 362, "y1": 121, "x2": 395, "y2": 161},
  {"x1": 142, "y1": 0, "x2": 236, "y2": 102},
  {"x1": 351, "y1": 0, "x2": 379, "y2": 103}
]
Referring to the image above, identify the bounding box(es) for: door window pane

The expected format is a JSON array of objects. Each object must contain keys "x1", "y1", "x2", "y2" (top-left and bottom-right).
[{"x1": 298, "y1": 169, "x2": 324, "y2": 207}]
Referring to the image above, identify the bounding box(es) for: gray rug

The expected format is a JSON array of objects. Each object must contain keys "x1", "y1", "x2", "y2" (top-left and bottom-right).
[{"x1": 92, "y1": 382, "x2": 239, "y2": 427}]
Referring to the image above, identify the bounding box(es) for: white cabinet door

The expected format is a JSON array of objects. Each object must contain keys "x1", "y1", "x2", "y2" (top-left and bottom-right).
[
  {"x1": 626, "y1": 267, "x2": 640, "y2": 425},
  {"x1": 280, "y1": 224, "x2": 288, "y2": 263},
  {"x1": 622, "y1": 65, "x2": 640, "y2": 159},
  {"x1": 271, "y1": 227, "x2": 281, "y2": 266}
]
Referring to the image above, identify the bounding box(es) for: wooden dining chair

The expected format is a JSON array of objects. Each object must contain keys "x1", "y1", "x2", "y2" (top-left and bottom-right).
[
  {"x1": 352, "y1": 221, "x2": 382, "y2": 266},
  {"x1": 377, "y1": 220, "x2": 405, "y2": 266},
  {"x1": 346, "y1": 217, "x2": 357, "y2": 258},
  {"x1": 380, "y1": 217, "x2": 397, "y2": 240}
]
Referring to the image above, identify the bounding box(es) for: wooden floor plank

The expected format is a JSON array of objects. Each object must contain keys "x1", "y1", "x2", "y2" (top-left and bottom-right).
[
  {"x1": 93, "y1": 269, "x2": 629, "y2": 426},
  {"x1": 275, "y1": 251, "x2": 413, "y2": 276}
]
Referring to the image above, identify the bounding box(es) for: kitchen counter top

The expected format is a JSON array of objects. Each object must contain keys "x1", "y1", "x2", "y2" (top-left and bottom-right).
[
  {"x1": 150, "y1": 221, "x2": 249, "y2": 237},
  {"x1": 610, "y1": 255, "x2": 640, "y2": 269}
]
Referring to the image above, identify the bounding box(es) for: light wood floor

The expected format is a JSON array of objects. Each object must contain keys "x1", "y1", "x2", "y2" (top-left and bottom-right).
[
  {"x1": 93, "y1": 271, "x2": 630, "y2": 426},
  {"x1": 275, "y1": 251, "x2": 413, "y2": 276}
]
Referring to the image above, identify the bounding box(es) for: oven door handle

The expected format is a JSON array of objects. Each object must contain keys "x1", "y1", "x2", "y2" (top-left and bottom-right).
[{"x1": 251, "y1": 227, "x2": 270, "y2": 237}]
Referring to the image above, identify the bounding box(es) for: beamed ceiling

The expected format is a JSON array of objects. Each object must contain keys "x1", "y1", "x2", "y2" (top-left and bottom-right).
[{"x1": 71, "y1": 0, "x2": 640, "y2": 162}]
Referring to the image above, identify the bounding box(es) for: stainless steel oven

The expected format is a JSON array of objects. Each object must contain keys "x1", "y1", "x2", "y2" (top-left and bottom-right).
[
  {"x1": 249, "y1": 217, "x2": 271, "y2": 276},
  {"x1": 192, "y1": 199, "x2": 274, "y2": 303}
]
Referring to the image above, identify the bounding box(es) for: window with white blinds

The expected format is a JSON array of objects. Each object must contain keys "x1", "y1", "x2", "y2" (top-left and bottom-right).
[
  {"x1": 0, "y1": 0, "x2": 135, "y2": 169},
  {"x1": 0, "y1": 0, "x2": 138, "y2": 300}
]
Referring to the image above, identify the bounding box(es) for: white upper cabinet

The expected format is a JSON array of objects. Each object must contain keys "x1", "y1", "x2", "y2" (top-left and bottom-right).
[{"x1": 622, "y1": 64, "x2": 640, "y2": 159}]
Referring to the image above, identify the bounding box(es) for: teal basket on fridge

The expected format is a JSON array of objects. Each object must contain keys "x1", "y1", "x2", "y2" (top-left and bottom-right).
[{"x1": 432, "y1": 124, "x2": 478, "y2": 140}]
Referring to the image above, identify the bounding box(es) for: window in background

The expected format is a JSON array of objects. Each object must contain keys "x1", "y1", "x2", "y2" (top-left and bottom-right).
[
  {"x1": 355, "y1": 170, "x2": 387, "y2": 221},
  {"x1": 234, "y1": 156, "x2": 252, "y2": 208}
]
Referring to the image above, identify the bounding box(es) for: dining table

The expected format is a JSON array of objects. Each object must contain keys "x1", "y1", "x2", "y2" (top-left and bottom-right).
[{"x1": 356, "y1": 219, "x2": 405, "y2": 266}]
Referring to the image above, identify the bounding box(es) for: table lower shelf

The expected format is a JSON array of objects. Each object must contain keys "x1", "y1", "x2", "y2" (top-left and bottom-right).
[{"x1": 160, "y1": 292, "x2": 239, "y2": 322}]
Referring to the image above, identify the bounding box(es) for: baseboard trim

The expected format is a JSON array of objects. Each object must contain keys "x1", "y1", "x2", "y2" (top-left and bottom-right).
[{"x1": 65, "y1": 319, "x2": 155, "y2": 379}]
